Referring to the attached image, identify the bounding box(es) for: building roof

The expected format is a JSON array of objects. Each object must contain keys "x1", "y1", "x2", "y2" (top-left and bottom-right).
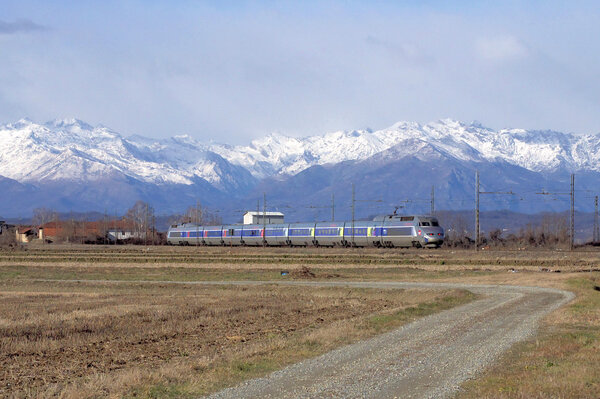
[
  {"x1": 243, "y1": 211, "x2": 284, "y2": 216},
  {"x1": 39, "y1": 219, "x2": 137, "y2": 236}
]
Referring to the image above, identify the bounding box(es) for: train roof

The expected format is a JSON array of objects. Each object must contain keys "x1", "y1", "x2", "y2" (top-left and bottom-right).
[{"x1": 371, "y1": 214, "x2": 436, "y2": 222}]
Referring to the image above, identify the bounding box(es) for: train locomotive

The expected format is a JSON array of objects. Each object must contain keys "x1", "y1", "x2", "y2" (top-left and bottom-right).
[{"x1": 167, "y1": 214, "x2": 444, "y2": 248}]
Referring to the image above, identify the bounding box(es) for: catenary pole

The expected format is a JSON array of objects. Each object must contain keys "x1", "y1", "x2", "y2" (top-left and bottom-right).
[
  {"x1": 570, "y1": 173, "x2": 575, "y2": 251},
  {"x1": 475, "y1": 171, "x2": 514, "y2": 251},
  {"x1": 263, "y1": 192, "x2": 267, "y2": 246},
  {"x1": 536, "y1": 174, "x2": 575, "y2": 251},
  {"x1": 196, "y1": 200, "x2": 200, "y2": 246},
  {"x1": 475, "y1": 171, "x2": 480, "y2": 251},
  {"x1": 351, "y1": 183, "x2": 355, "y2": 247},
  {"x1": 332, "y1": 193, "x2": 335, "y2": 222},
  {"x1": 594, "y1": 196, "x2": 599, "y2": 243}
]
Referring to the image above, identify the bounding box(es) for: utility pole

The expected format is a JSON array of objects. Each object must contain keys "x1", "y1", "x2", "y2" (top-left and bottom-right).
[
  {"x1": 475, "y1": 170, "x2": 514, "y2": 251},
  {"x1": 196, "y1": 200, "x2": 200, "y2": 246},
  {"x1": 536, "y1": 173, "x2": 575, "y2": 251},
  {"x1": 594, "y1": 196, "x2": 599, "y2": 243},
  {"x1": 152, "y1": 214, "x2": 156, "y2": 245},
  {"x1": 145, "y1": 203, "x2": 149, "y2": 245},
  {"x1": 431, "y1": 185, "x2": 435, "y2": 215},
  {"x1": 331, "y1": 193, "x2": 335, "y2": 222},
  {"x1": 263, "y1": 192, "x2": 267, "y2": 246},
  {"x1": 351, "y1": 183, "x2": 355, "y2": 246},
  {"x1": 570, "y1": 173, "x2": 575, "y2": 251},
  {"x1": 475, "y1": 171, "x2": 480, "y2": 250}
]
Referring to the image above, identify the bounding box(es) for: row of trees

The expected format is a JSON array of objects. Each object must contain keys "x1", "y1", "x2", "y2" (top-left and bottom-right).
[
  {"x1": 442, "y1": 213, "x2": 572, "y2": 249},
  {"x1": 21, "y1": 201, "x2": 222, "y2": 245},
  {"x1": 168, "y1": 204, "x2": 222, "y2": 227}
]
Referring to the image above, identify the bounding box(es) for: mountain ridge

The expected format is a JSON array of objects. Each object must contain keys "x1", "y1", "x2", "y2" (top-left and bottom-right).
[{"x1": 1, "y1": 117, "x2": 599, "y2": 218}]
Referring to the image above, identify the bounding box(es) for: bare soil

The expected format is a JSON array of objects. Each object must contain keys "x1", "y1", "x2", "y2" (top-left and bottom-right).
[{"x1": 0, "y1": 279, "x2": 467, "y2": 398}]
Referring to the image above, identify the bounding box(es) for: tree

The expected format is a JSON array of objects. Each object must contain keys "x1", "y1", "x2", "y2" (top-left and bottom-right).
[
  {"x1": 179, "y1": 203, "x2": 221, "y2": 225},
  {"x1": 125, "y1": 200, "x2": 154, "y2": 242},
  {"x1": 32, "y1": 207, "x2": 58, "y2": 226}
]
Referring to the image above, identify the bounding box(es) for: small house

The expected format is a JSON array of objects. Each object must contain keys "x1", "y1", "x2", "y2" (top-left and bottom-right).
[
  {"x1": 243, "y1": 211, "x2": 284, "y2": 225},
  {"x1": 16, "y1": 226, "x2": 37, "y2": 243}
]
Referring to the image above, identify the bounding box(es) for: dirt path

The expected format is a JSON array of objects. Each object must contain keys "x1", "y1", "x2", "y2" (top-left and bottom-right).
[
  {"x1": 35, "y1": 280, "x2": 573, "y2": 398},
  {"x1": 204, "y1": 281, "x2": 573, "y2": 399}
]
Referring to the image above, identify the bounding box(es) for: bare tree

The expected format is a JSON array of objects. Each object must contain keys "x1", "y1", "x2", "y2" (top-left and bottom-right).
[
  {"x1": 184, "y1": 204, "x2": 203, "y2": 224},
  {"x1": 440, "y1": 213, "x2": 473, "y2": 248},
  {"x1": 32, "y1": 207, "x2": 58, "y2": 227},
  {"x1": 0, "y1": 225, "x2": 17, "y2": 248},
  {"x1": 177, "y1": 203, "x2": 221, "y2": 226},
  {"x1": 126, "y1": 200, "x2": 154, "y2": 241}
]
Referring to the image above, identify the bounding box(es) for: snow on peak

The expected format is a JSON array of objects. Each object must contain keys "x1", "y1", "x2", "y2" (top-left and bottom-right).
[
  {"x1": 46, "y1": 117, "x2": 94, "y2": 131},
  {"x1": 209, "y1": 119, "x2": 600, "y2": 175},
  {"x1": 0, "y1": 118, "x2": 252, "y2": 188},
  {"x1": 2, "y1": 116, "x2": 600, "y2": 192}
]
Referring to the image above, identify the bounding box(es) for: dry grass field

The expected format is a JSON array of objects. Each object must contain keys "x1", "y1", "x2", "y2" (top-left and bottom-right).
[
  {"x1": 0, "y1": 269, "x2": 471, "y2": 398},
  {"x1": 0, "y1": 244, "x2": 599, "y2": 398}
]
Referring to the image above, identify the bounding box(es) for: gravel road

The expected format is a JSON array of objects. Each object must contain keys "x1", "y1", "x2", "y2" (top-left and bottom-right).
[
  {"x1": 37, "y1": 279, "x2": 573, "y2": 398},
  {"x1": 203, "y1": 281, "x2": 574, "y2": 399}
]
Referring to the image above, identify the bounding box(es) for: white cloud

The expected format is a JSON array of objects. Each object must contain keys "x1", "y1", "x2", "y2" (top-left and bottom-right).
[
  {"x1": 1, "y1": 2, "x2": 600, "y2": 140},
  {"x1": 475, "y1": 36, "x2": 529, "y2": 62}
]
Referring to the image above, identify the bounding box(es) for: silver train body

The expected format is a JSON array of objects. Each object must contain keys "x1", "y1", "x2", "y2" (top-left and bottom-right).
[{"x1": 167, "y1": 214, "x2": 444, "y2": 248}]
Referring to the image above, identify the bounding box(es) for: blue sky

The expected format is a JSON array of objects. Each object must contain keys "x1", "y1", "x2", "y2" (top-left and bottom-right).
[{"x1": 1, "y1": 1, "x2": 600, "y2": 143}]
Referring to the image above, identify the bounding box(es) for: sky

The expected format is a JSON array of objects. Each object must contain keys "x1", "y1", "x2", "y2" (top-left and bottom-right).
[{"x1": 1, "y1": 0, "x2": 600, "y2": 143}]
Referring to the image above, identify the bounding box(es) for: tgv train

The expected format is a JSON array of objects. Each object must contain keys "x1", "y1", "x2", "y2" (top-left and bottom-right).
[{"x1": 167, "y1": 214, "x2": 444, "y2": 248}]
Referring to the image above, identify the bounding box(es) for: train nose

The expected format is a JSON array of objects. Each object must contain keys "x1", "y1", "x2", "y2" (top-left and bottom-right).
[{"x1": 423, "y1": 227, "x2": 444, "y2": 243}]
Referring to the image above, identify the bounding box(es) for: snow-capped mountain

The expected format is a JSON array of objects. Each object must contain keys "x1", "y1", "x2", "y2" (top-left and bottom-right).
[
  {"x1": 0, "y1": 118, "x2": 255, "y2": 191},
  {"x1": 210, "y1": 119, "x2": 600, "y2": 177},
  {"x1": 1, "y1": 117, "x2": 599, "y2": 217}
]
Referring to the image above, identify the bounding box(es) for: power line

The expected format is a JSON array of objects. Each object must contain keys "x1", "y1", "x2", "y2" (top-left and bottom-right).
[
  {"x1": 475, "y1": 170, "x2": 515, "y2": 250},
  {"x1": 535, "y1": 173, "x2": 575, "y2": 250}
]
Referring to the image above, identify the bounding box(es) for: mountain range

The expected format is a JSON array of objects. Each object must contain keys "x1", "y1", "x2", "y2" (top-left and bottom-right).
[{"x1": 1, "y1": 117, "x2": 599, "y2": 221}]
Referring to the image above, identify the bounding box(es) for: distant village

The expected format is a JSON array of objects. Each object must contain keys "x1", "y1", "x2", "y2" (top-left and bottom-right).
[
  {"x1": 0, "y1": 218, "x2": 161, "y2": 245},
  {"x1": 0, "y1": 200, "x2": 224, "y2": 247},
  {"x1": 0, "y1": 201, "x2": 167, "y2": 246}
]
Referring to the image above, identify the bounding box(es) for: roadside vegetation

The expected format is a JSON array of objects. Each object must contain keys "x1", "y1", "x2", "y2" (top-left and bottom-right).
[{"x1": 458, "y1": 275, "x2": 600, "y2": 398}]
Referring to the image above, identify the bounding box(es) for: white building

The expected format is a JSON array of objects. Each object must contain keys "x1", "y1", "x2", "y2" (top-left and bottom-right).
[
  {"x1": 106, "y1": 230, "x2": 146, "y2": 242},
  {"x1": 243, "y1": 211, "x2": 284, "y2": 225}
]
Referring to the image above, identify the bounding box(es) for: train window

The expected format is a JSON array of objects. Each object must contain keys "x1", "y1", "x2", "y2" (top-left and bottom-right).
[
  {"x1": 420, "y1": 222, "x2": 431, "y2": 226},
  {"x1": 317, "y1": 228, "x2": 339, "y2": 236},
  {"x1": 386, "y1": 227, "x2": 413, "y2": 236},
  {"x1": 291, "y1": 228, "x2": 310, "y2": 236},
  {"x1": 400, "y1": 216, "x2": 414, "y2": 221},
  {"x1": 169, "y1": 231, "x2": 181, "y2": 238},
  {"x1": 344, "y1": 228, "x2": 367, "y2": 236},
  {"x1": 431, "y1": 220, "x2": 439, "y2": 226}
]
